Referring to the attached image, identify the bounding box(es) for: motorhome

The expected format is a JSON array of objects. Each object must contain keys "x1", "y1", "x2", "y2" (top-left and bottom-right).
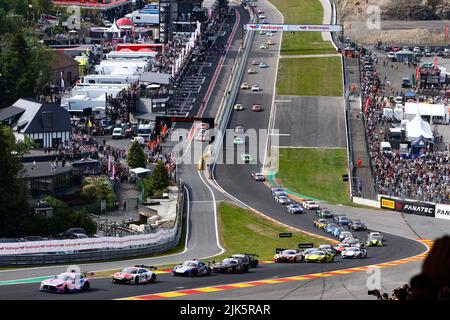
[
  {"x1": 137, "y1": 123, "x2": 154, "y2": 141},
  {"x1": 81, "y1": 74, "x2": 140, "y2": 85}
]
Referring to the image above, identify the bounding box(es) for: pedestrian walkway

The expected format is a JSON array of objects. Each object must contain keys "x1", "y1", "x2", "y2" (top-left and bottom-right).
[{"x1": 346, "y1": 55, "x2": 377, "y2": 199}]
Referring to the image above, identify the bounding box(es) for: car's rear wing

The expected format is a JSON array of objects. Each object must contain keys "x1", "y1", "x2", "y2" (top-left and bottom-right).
[
  {"x1": 275, "y1": 248, "x2": 286, "y2": 254},
  {"x1": 134, "y1": 265, "x2": 157, "y2": 270},
  {"x1": 243, "y1": 253, "x2": 259, "y2": 258}
]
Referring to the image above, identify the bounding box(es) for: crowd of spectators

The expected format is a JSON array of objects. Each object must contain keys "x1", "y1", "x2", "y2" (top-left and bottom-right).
[{"x1": 360, "y1": 49, "x2": 449, "y2": 204}]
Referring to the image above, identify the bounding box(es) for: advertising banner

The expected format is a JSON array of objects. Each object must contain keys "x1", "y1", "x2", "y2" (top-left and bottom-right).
[
  {"x1": 435, "y1": 203, "x2": 450, "y2": 220},
  {"x1": 380, "y1": 196, "x2": 435, "y2": 217},
  {"x1": 244, "y1": 24, "x2": 342, "y2": 32},
  {"x1": 0, "y1": 228, "x2": 176, "y2": 255}
]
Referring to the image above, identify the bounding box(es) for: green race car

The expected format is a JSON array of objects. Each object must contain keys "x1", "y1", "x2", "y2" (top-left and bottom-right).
[
  {"x1": 366, "y1": 232, "x2": 384, "y2": 247},
  {"x1": 304, "y1": 250, "x2": 334, "y2": 263},
  {"x1": 234, "y1": 136, "x2": 244, "y2": 145}
]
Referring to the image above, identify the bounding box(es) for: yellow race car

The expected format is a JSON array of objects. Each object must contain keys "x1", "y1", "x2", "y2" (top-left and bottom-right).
[
  {"x1": 304, "y1": 250, "x2": 334, "y2": 263},
  {"x1": 313, "y1": 219, "x2": 329, "y2": 229}
]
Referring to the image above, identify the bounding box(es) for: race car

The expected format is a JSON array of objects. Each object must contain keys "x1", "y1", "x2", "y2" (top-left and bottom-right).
[
  {"x1": 266, "y1": 40, "x2": 275, "y2": 45},
  {"x1": 112, "y1": 265, "x2": 157, "y2": 284},
  {"x1": 211, "y1": 258, "x2": 249, "y2": 274},
  {"x1": 172, "y1": 260, "x2": 211, "y2": 277},
  {"x1": 234, "y1": 136, "x2": 244, "y2": 145},
  {"x1": 266, "y1": 31, "x2": 273, "y2": 36},
  {"x1": 271, "y1": 187, "x2": 284, "y2": 196},
  {"x1": 240, "y1": 82, "x2": 249, "y2": 89},
  {"x1": 248, "y1": 67, "x2": 257, "y2": 74},
  {"x1": 341, "y1": 247, "x2": 368, "y2": 259},
  {"x1": 302, "y1": 200, "x2": 320, "y2": 210},
  {"x1": 251, "y1": 84, "x2": 261, "y2": 92},
  {"x1": 260, "y1": 44, "x2": 268, "y2": 49},
  {"x1": 318, "y1": 244, "x2": 336, "y2": 255},
  {"x1": 257, "y1": 9, "x2": 264, "y2": 14},
  {"x1": 324, "y1": 223, "x2": 339, "y2": 234},
  {"x1": 252, "y1": 104, "x2": 263, "y2": 112},
  {"x1": 241, "y1": 153, "x2": 253, "y2": 163},
  {"x1": 315, "y1": 209, "x2": 334, "y2": 219},
  {"x1": 251, "y1": 60, "x2": 260, "y2": 65},
  {"x1": 40, "y1": 271, "x2": 93, "y2": 293},
  {"x1": 366, "y1": 233, "x2": 384, "y2": 247},
  {"x1": 233, "y1": 103, "x2": 244, "y2": 111},
  {"x1": 332, "y1": 227, "x2": 345, "y2": 238},
  {"x1": 304, "y1": 250, "x2": 334, "y2": 263},
  {"x1": 286, "y1": 203, "x2": 303, "y2": 214},
  {"x1": 313, "y1": 218, "x2": 329, "y2": 229},
  {"x1": 338, "y1": 231, "x2": 353, "y2": 242},
  {"x1": 274, "y1": 194, "x2": 291, "y2": 205},
  {"x1": 348, "y1": 219, "x2": 367, "y2": 231},
  {"x1": 234, "y1": 125, "x2": 245, "y2": 134},
  {"x1": 336, "y1": 216, "x2": 351, "y2": 226},
  {"x1": 230, "y1": 253, "x2": 259, "y2": 268},
  {"x1": 258, "y1": 14, "x2": 266, "y2": 19},
  {"x1": 259, "y1": 62, "x2": 268, "y2": 68},
  {"x1": 274, "y1": 249, "x2": 303, "y2": 263},
  {"x1": 251, "y1": 171, "x2": 265, "y2": 181},
  {"x1": 342, "y1": 237, "x2": 362, "y2": 248},
  {"x1": 333, "y1": 243, "x2": 350, "y2": 253}
]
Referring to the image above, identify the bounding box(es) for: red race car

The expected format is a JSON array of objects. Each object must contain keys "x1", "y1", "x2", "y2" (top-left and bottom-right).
[{"x1": 252, "y1": 104, "x2": 263, "y2": 112}]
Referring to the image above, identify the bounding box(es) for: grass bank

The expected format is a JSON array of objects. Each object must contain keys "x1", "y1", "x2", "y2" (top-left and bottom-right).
[
  {"x1": 268, "y1": 0, "x2": 336, "y2": 55},
  {"x1": 276, "y1": 57, "x2": 343, "y2": 96},
  {"x1": 277, "y1": 148, "x2": 350, "y2": 205},
  {"x1": 215, "y1": 202, "x2": 330, "y2": 261}
]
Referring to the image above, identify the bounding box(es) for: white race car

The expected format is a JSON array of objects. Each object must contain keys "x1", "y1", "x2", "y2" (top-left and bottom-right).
[
  {"x1": 302, "y1": 200, "x2": 320, "y2": 210},
  {"x1": 341, "y1": 247, "x2": 367, "y2": 259},
  {"x1": 40, "y1": 272, "x2": 93, "y2": 293},
  {"x1": 172, "y1": 260, "x2": 211, "y2": 277},
  {"x1": 112, "y1": 265, "x2": 157, "y2": 284}
]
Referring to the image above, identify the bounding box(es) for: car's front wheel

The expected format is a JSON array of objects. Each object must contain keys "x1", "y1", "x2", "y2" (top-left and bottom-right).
[
  {"x1": 83, "y1": 282, "x2": 90, "y2": 292},
  {"x1": 134, "y1": 276, "x2": 139, "y2": 285},
  {"x1": 150, "y1": 274, "x2": 156, "y2": 283}
]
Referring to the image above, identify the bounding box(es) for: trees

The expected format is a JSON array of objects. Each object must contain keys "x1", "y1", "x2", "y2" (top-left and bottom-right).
[
  {"x1": 127, "y1": 140, "x2": 146, "y2": 169},
  {"x1": 151, "y1": 161, "x2": 170, "y2": 192},
  {"x1": 0, "y1": 126, "x2": 31, "y2": 237}
]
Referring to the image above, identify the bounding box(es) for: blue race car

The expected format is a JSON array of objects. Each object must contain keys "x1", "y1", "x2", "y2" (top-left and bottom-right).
[{"x1": 172, "y1": 260, "x2": 211, "y2": 277}]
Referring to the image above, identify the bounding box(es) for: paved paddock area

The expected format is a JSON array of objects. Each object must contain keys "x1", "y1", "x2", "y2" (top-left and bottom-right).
[{"x1": 274, "y1": 95, "x2": 346, "y2": 148}]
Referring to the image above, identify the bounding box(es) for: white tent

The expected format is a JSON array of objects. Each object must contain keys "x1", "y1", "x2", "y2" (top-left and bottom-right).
[
  {"x1": 406, "y1": 111, "x2": 433, "y2": 141},
  {"x1": 106, "y1": 20, "x2": 121, "y2": 37}
]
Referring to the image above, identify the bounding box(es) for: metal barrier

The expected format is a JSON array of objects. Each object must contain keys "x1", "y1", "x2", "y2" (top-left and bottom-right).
[{"x1": 0, "y1": 179, "x2": 186, "y2": 266}]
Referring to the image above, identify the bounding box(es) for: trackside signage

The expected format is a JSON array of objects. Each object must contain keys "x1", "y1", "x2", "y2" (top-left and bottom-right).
[
  {"x1": 244, "y1": 24, "x2": 343, "y2": 32},
  {"x1": 436, "y1": 204, "x2": 450, "y2": 220},
  {"x1": 380, "y1": 196, "x2": 435, "y2": 217}
]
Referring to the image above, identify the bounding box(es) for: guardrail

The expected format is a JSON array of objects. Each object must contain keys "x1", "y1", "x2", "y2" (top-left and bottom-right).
[
  {"x1": 210, "y1": 4, "x2": 257, "y2": 165},
  {"x1": 0, "y1": 179, "x2": 186, "y2": 266}
]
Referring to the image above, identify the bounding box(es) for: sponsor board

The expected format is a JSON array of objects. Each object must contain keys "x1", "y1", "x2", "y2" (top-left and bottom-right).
[
  {"x1": 435, "y1": 203, "x2": 450, "y2": 220},
  {"x1": 244, "y1": 24, "x2": 343, "y2": 32},
  {"x1": 380, "y1": 196, "x2": 435, "y2": 217},
  {"x1": 380, "y1": 197, "x2": 395, "y2": 210}
]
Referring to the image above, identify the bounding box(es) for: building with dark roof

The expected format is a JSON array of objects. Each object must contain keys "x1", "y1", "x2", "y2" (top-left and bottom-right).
[
  {"x1": 51, "y1": 50, "x2": 80, "y2": 89},
  {"x1": 3, "y1": 98, "x2": 72, "y2": 149}
]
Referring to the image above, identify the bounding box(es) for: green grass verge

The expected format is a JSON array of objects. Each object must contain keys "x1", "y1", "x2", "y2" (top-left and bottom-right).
[
  {"x1": 268, "y1": 0, "x2": 336, "y2": 55},
  {"x1": 277, "y1": 57, "x2": 343, "y2": 96},
  {"x1": 277, "y1": 148, "x2": 350, "y2": 205},
  {"x1": 215, "y1": 202, "x2": 330, "y2": 261}
]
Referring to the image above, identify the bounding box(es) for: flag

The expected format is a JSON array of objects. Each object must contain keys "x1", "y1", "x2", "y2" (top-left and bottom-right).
[
  {"x1": 364, "y1": 96, "x2": 371, "y2": 114},
  {"x1": 415, "y1": 66, "x2": 420, "y2": 81},
  {"x1": 445, "y1": 25, "x2": 449, "y2": 40},
  {"x1": 112, "y1": 164, "x2": 116, "y2": 180},
  {"x1": 60, "y1": 72, "x2": 65, "y2": 91},
  {"x1": 88, "y1": 120, "x2": 92, "y2": 127},
  {"x1": 108, "y1": 155, "x2": 111, "y2": 172}
]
